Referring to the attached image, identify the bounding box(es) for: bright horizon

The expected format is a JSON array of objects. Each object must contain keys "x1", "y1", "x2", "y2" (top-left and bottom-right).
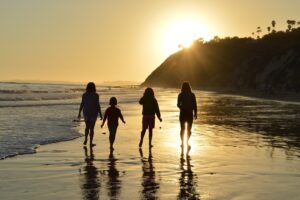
[{"x1": 1, "y1": 0, "x2": 299, "y2": 83}]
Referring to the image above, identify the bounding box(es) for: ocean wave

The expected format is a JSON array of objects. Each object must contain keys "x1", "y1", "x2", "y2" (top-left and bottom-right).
[
  {"x1": 0, "y1": 134, "x2": 81, "y2": 160},
  {"x1": 0, "y1": 102, "x2": 79, "y2": 108}
]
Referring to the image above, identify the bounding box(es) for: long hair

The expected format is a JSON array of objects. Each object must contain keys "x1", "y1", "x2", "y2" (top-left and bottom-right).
[
  {"x1": 143, "y1": 87, "x2": 155, "y2": 99},
  {"x1": 181, "y1": 82, "x2": 192, "y2": 93},
  {"x1": 86, "y1": 82, "x2": 96, "y2": 93}
]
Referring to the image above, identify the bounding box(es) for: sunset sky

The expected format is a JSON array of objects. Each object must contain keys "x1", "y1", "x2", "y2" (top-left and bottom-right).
[{"x1": 0, "y1": 0, "x2": 299, "y2": 83}]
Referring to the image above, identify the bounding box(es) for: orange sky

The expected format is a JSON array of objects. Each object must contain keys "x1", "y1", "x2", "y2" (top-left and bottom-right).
[{"x1": 0, "y1": 0, "x2": 299, "y2": 83}]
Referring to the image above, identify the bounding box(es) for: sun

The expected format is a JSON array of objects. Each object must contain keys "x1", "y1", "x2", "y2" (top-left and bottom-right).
[{"x1": 163, "y1": 19, "x2": 212, "y2": 55}]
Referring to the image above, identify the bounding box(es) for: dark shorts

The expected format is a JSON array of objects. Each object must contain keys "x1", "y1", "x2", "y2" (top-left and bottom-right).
[
  {"x1": 142, "y1": 115, "x2": 155, "y2": 129},
  {"x1": 179, "y1": 112, "x2": 193, "y2": 124}
]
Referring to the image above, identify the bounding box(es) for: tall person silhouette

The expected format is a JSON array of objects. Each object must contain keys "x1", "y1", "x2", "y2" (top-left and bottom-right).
[
  {"x1": 177, "y1": 82, "x2": 197, "y2": 148},
  {"x1": 78, "y1": 82, "x2": 103, "y2": 146}
]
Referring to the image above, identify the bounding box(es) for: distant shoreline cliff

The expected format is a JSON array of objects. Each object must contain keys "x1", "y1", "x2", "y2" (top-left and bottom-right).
[{"x1": 142, "y1": 28, "x2": 300, "y2": 96}]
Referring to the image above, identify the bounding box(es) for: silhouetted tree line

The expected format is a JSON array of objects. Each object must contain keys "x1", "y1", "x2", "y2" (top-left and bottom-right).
[
  {"x1": 252, "y1": 20, "x2": 300, "y2": 39},
  {"x1": 142, "y1": 26, "x2": 300, "y2": 95}
]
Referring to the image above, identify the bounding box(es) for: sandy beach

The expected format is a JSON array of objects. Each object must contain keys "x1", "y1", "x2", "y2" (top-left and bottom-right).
[{"x1": 1, "y1": 101, "x2": 300, "y2": 200}]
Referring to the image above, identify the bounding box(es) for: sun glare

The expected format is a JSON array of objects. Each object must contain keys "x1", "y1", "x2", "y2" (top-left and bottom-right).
[{"x1": 163, "y1": 19, "x2": 211, "y2": 55}]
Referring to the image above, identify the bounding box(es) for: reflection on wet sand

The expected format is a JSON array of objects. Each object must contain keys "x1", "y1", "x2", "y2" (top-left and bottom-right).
[
  {"x1": 80, "y1": 146, "x2": 100, "y2": 200},
  {"x1": 199, "y1": 94, "x2": 300, "y2": 157},
  {"x1": 106, "y1": 149, "x2": 122, "y2": 199},
  {"x1": 139, "y1": 148, "x2": 160, "y2": 199},
  {"x1": 178, "y1": 147, "x2": 199, "y2": 200}
]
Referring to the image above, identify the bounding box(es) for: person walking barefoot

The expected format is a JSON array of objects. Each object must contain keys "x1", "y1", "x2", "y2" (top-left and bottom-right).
[
  {"x1": 139, "y1": 88, "x2": 162, "y2": 148},
  {"x1": 101, "y1": 97, "x2": 125, "y2": 150},
  {"x1": 177, "y1": 82, "x2": 197, "y2": 148},
  {"x1": 78, "y1": 82, "x2": 102, "y2": 147}
]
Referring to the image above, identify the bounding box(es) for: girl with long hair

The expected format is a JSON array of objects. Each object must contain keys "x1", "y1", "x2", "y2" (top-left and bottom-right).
[
  {"x1": 139, "y1": 88, "x2": 162, "y2": 148},
  {"x1": 177, "y1": 82, "x2": 197, "y2": 148},
  {"x1": 78, "y1": 82, "x2": 102, "y2": 146}
]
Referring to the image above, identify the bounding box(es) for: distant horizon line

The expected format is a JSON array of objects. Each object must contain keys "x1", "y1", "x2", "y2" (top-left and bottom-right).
[{"x1": 0, "y1": 79, "x2": 142, "y2": 86}]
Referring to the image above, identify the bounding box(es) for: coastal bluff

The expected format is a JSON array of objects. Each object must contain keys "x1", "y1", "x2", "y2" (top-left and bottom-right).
[{"x1": 142, "y1": 28, "x2": 300, "y2": 95}]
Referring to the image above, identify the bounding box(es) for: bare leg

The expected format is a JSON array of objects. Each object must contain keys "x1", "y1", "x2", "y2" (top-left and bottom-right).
[
  {"x1": 89, "y1": 119, "x2": 96, "y2": 146},
  {"x1": 84, "y1": 120, "x2": 90, "y2": 145},
  {"x1": 109, "y1": 125, "x2": 117, "y2": 150},
  {"x1": 149, "y1": 128, "x2": 153, "y2": 148},
  {"x1": 187, "y1": 121, "x2": 193, "y2": 147},
  {"x1": 180, "y1": 120, "x2": 185, "y2": 146},
  {"x1": 139, "y1": 128, "x2": 147, "y2": 147}
]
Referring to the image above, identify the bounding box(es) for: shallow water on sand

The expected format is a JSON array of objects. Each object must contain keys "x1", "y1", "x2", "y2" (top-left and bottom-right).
[{"x1": 1, "y1": 86, "x2": 300, "y2": 199}]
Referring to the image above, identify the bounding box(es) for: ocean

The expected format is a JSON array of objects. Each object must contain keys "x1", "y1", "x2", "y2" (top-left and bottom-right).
[
  {"x1": 0, "y1": 82, "x2": 141, "y2": 159},
  {"x1": 1, "y1": 82, "x2": 300, "y2": 160}
]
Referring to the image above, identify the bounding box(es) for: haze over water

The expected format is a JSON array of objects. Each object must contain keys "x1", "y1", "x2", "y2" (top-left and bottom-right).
[{"x1": 1, "y1": 82, "x2": 300, "y2": 199}]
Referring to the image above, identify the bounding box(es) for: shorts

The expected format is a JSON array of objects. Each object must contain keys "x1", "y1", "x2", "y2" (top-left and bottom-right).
[
  {"x1": 142, "y1": 115, "x2": 155, "y2": 129},
  {"x1": 179, "y1": 112, "x2": 193, "y2": 124}
]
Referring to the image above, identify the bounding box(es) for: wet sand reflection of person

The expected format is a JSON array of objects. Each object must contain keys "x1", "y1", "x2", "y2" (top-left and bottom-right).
[
  {"x1": 80, "y1": 146, "x2": 100, "y2": 200},
  {"x1": 178, "y1": 147, "x2": 200, "y2": 199},
  {"x1": 139, "y1": 148, "x2": 160, "y2": 199},
  {"x1": 106, "y1": 149, "x2": 122, "y2": 199}
]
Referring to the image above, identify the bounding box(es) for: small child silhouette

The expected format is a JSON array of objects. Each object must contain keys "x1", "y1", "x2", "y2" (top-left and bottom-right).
[{"x1": 101, "y1": 97, "x2": 125, "y2": 150}]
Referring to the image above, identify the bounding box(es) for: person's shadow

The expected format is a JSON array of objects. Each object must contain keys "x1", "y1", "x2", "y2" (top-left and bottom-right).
[
  {"x1": 139, "y1": 148, "x2": 160, "y2": 199},
  {"x1": 106, "y1": 148, "x2": 122, "y2": 199},
  {"x1": 80, "y1": 146, "x2": 100, "y2": 200},
  {"x1": 177, "y1": 147, "x2": 200, "y2": 199}
]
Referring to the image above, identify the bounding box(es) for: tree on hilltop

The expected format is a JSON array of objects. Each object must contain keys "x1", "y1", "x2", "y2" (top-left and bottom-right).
[
  {"x1": 271, "y1": 20, "x2": 276, "y2": 32},
  {"x1": 287, "y1": 20, "x2": 296, "y2": 31}
]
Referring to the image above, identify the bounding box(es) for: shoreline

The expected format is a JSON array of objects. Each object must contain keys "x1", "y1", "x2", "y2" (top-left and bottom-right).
[
  {"x1": 141, "y1": 85, "x2": 300, "y2": 103},
  {"x1": 0, "y1": 134, "x2": 82, "y2": 161},
  {"x1": 2, "y1": 86, "x2": 299, "y2": 161}
]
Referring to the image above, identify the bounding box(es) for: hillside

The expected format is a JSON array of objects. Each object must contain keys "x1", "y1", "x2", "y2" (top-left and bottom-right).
[{"x1": 142, "y1": 28, "x2": 300, "y2": 95}]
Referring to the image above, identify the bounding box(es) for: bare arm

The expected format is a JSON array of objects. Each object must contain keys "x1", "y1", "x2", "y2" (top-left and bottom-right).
[
  {"x1": 101, "y1": 110, "x2": 108, "y2": 128},
  {"x1": 193, "y1": 93, "x2": 197, "y2": 119},
  {"x1": 97, "y1": 94, "x2": 103, "y2": 119},
  {"x1": 177, "y1": 94, "x2": 181, "y2": 109},
  {"x1": 119, "y1": 110, "x2": 126, "y2": 124},
  {"x1": 139, "y1": 97, "x2": 144, "y2": 105},
  {"x1": 155, "y1": 100, "x2": 162, "y2": 122},
  {"x1": 78, "y1": 95, "x2": 84, "y2": 118}
]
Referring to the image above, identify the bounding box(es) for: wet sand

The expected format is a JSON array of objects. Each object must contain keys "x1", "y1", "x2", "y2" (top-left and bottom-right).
[
  {"x1": 1, "y1": 115, "x2": 300, "y2": 199},
  {"x1": 1, "y1": 90, "x2": 300, "y2": 199}
]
